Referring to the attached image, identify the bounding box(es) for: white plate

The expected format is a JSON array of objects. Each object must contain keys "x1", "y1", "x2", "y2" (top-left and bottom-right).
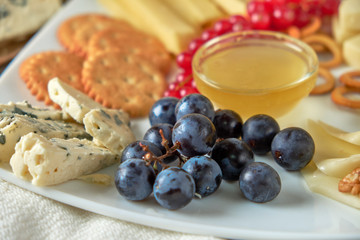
[{"x1": 1, "y1": 0, "x2": 360, "y2": 239}]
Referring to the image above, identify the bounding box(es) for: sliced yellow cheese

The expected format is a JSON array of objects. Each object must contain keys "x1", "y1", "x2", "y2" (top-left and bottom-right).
[
  {"x1": 211, "y1": 0, "x2": 247, "y2": 15},
  {"x1": 316, "y1": 120, "x2": 360, "y2": 146},
  {"x1": 160, "y1": 0, "x2": 204, "y2": 26},
  {"x1": 343, "y1": 34, "x2": 360, "y2": 69},
  {"x1": 97, "y1": 0, "x2": 143, "y2": 29},
  {"x1": 307, "y1": 120, "x2": 360, "y2": 161},
  {"x1": 316, "y1": 154, "x2": 360, "y2": 179},
  {"x1": 178, "y1": 0, "x2": 223, "y2": 26},
  {"x1": 339, "y1": 0, "x2": 360, "y2": 32},
  {"x1": 115, "y1": 0, "x2": 199, "y2": 54},
  {"x1": 302, "y1": 161, "x2": 360, "y2": 210},
  {"x1": 307, "y1": 120, "x2": 360, "y2": 178}
]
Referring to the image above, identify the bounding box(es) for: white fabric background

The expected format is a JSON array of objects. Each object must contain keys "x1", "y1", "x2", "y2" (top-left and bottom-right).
[{"x1": 0, "y1": 179, "x2": 223, "y2": 240}]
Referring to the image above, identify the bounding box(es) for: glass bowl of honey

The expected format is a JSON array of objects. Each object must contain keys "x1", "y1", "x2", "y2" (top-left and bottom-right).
[{"x1": 192, "y1": 30, "x2": 319, "y2": 120}]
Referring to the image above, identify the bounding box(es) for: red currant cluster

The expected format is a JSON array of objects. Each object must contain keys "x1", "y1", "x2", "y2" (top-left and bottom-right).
[
  {"x1": 248, "y1": 0, "x2": 340, "y2": 30},
  {"x1": 163, "y1": 0, "x2": 340, "y2": 99},
  {"x1": 164, "y1": 15, "x2": 251, "y2": 98}
]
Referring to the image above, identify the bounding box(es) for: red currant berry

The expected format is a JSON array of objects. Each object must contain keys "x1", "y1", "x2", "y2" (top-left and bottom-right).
[
  {"x1": 229, "y1": 15, "x2": 249, "y2": 24},
  {"x1": 306, "y1": 0, "x2": 323, "y2": 17},
  {"x1": 285, "y1": 0, "x2": 301, "y2": 3},
  {"x1": 168, "y1": 82, "x2": 179, "y2": 91},
  {"x1": 321, "y1": 0, "x2": 340, "y2": 16},
  {"x1": 247, "y1": 0, "x2": 269, "y2": 15},
  {"x1": 264, "y1": 0, "x2": 286, "y2": 12},
  {"x1": 232, "y1": 22, "x2": 252, "y2": 32},
  {"x1": 164, "y1": 89, "x2": 181, "y2": 99},
  {"x1": 188, "y1": 38, "x2": 204, "y2": 54},
  {"x1": 201, "y1": 29, "x2": 218, "y2": 41},
  {"x1": 271, "y1": 4, "x2": 295, "y2": 30},
  {"x1": 175, "y1": 71, "x2": 192, "y2": 83},
  {"x1": 213, "y1": 19, "x2": 233, "y2": 35},
  {"x1": 293, "y1": 6, "x2": 311, "y2": 28},
  {"x1": 250, "y1": 12, "x2": 271, "y2": 30},
  {"x1": 229, "y1": 15, "x2": 252, "y2": 32},
  {"x1": 176, "y1": 51, "x2": 193, "y2": 70},
  {"x1": 179, "y1": 86, "x2": 199, "y2": 98}
]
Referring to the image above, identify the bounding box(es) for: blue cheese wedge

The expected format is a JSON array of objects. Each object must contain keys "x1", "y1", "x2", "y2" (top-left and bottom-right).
[
  {"x1": 0, "y1": 113, "x2": 91, "y2": 163},
  {"x1": 0, "y1": 101, "x2": 71, "y2": 121},
  {"x1": 83, "y1": 108, "x2": 135, "y2": 155},
  {"x1": 48, "y1": 77, "x2": 104, "y2": 123},
  {"x1": 10, "y1": 133, "x2": 119, "y2": 186}
]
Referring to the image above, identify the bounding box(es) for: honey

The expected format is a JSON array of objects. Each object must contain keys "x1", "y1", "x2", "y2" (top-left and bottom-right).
[{"x1": 193, "y1": 31, "x2": 318, "y2": 119}]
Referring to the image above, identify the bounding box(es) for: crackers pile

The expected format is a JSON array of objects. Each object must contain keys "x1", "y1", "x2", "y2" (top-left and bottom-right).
[{"x1": 19, "y1": 13, "x2": 171, "y2": 118}]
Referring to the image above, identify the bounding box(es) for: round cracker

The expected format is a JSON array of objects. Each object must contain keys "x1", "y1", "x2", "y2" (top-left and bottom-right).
[
  {"x1": 57, "y1": 13, "x2": 122, "y2": 54},
  {"x1": 19, "y1": 56, "x2": 33, "y2": 82},
  {"x1": 82, "y1": 51, "x2": 167, "y2": 118},
  {"x1": 88, "y1": 28, "x2": 172, "y2": 74},
  {"x1": 72, "y1": 17, "x2": 134, "y2": 57},
  {"x1": 24, "y1": 51, "x2": 84, "y2": 106}
]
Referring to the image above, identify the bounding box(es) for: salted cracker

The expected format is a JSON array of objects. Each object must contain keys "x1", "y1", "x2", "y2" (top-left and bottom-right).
[{"x1": 81, "y1": 51, "x2": 167, "y2": 118}]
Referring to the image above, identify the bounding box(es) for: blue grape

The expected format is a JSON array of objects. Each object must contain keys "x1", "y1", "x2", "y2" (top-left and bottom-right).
[
  {"x1": 182, "y1": 156, "x2": 222, "y2": 197},
  {"x1": 239, "y1": 162, "x2": 281, "y2": 203},
  {"x1": 172, "y1": 113, "x2": 217, "y2": 157},
  {"x1": 242, "y1": 114, "x2": 280, "y2": 155},
  {"x1": 213, "y1": 109, "x2": 243, "y2": 139},
  {"x1": 121, "y1": 140, "x2": 162, "y2": 163},
  {"x1": 271, "y1": 127, "x2": 315, "y2": 171},
  {"x1": 143, "y1": 123, "x2": 173, "y2": 154},
  {"x1": 114, "y1": 158, "x2": 156, "y2": 201},
  {"x1": 211, "y1": 138, "x2": 254, "y2": 181},
  {"x1": 121, "y1": 140, "x2": 163, "y2": 171},
  {"x1": 149, "y1": 97, "x2": 179, "y2": 126},
  {"x1": 175, "y1": 93, "x2": 215, "y2": 121},
  {"x1": 153, "y1": 167, "x2": 195, "y2": 210}
]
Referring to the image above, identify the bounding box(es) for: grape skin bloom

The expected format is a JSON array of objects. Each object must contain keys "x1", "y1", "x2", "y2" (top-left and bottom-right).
[
  {"x1": 121, "y1": 140, "x2": 162, "y2": 163},
  {"x1": 172, "y1": 113, "x2": 217, "y2": 157},
  {"x1": 212, "y1": 109, "x2": 243, "y2": 139},
  {"x1": 175, "y1": 93, "x2": 215, "y2": 121},
  {"x1": 271, "y1": 127, "x2": 315, "y2": 171},
  {"x1": 182, "y1": 156, "x2": 222, "y2": 198},
  {"x1": 242, "y1": 114, "x2": 280, "y2": 155},
  {"x1": 211, "y1": 138, "x2": 254, "y2": 181},
  {"x1": 143, "y1": 123, "x2": 173, "y2": 154},
  {"x1": 153, "y1": 167, "x2": 195, "y2": 210},
  {"x1": 239, "y1": 162, "x2": 281, "y2": 203},
  {"x1": 149, "y1": 97, "x2": 179, "y2": 126},
  {"x1": 114, "y1": 158, "x2": 156, "y2": 201}
]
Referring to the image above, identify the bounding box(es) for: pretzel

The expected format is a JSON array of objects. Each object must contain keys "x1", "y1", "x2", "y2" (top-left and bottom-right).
[
  {"x1": 309, "y1": 43, "x2": 327, "y2": 53},
  {"x1": 300, "y1": 16, "x2": 322, "y2": 38},
  {"x1": 339, "y1": 71, "x2": 360, "y2": 89},
  {"x1": 310, "y1": 67, "x2": 335, "y2": 95},
  {"x1": 287, "y1": 26, "x2": 301, "y2": 39},
  {"x1": 331, "y1": 86, "x2": 360, "y2": 108},
  {"x1": 302, "y1": 34, "x2": 342, "y2": 68}
]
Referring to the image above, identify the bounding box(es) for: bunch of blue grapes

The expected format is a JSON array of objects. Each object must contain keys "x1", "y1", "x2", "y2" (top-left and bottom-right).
[{"x1": 115, "y1": 94, "x2": 315, "y2": 210}]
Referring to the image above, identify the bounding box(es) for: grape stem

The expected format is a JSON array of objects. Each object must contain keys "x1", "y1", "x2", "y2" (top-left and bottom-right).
[{"x1": 139, "y1": 129, "x2": 184, "y2": 170}]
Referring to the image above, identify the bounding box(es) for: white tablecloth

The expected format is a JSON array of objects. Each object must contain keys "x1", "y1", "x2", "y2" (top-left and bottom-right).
[{"x1": 0, "y1": 179, "x2": 223, "y2": 240}]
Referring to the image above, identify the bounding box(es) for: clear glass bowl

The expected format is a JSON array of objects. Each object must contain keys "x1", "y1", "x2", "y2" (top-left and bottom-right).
[{"x1": 192, "y1": 30, "x2": 319, "y2": 120}]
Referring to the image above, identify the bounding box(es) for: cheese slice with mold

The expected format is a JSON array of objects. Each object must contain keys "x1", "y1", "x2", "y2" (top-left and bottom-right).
[{"x1": 10, "y1": 132, "x2": 119, "y2": 186}]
